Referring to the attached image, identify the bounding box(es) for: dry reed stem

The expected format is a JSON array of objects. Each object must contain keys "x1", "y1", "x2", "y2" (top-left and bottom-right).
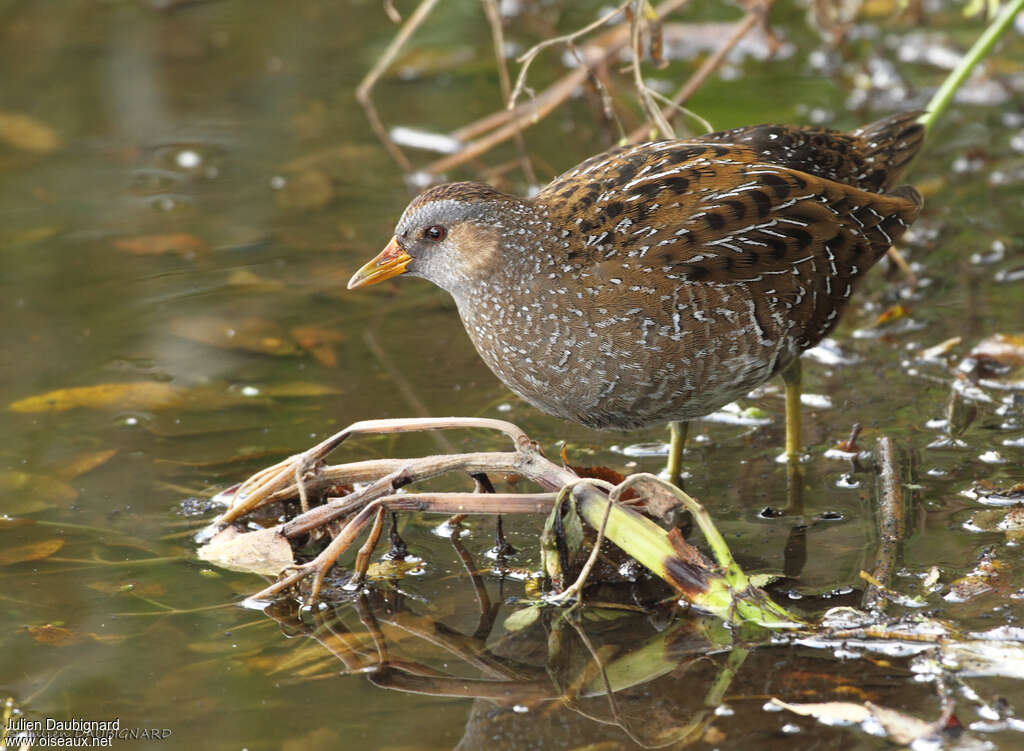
[
  {"x1": 355, "y1": 0, "x2": 441, "y2": 171},
  {"x1": 629, "y1": 0, "x2": 676, "y2": 139},
  {"x1": 208, "y1": 417, "x2": 531, "y2": 529},
  {"x1": 356, "y1": 0, "x2": 775, "y2": 177},
  {"x1": 481, "y1": 0, "x2": 537, "y2": 184},
  {"x1": 626, "y1": 3, "x2": 771, "y2": 143},
  {"x1": 425, "y1": 0, "x2": 691, "y2": 174},
  {"x1": 509, "y1": 1, "x2": 633, "y2": 107}
]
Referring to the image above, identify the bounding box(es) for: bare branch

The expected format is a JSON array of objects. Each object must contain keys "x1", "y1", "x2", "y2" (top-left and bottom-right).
[
  {"x1": 355, "y1": 0, "x2": 442, "y2": 171},
  {"x1": 481, "y1": 0, "x2": 537, "y2": 183}
]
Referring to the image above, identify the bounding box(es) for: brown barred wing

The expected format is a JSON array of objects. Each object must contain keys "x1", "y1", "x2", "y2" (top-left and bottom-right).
[
  {"x1": 696, "y1": 111, "x2": 924, "y2": 193},
  {"x1": 638, "y1": 160, "x2": 922, "y2": 352}
]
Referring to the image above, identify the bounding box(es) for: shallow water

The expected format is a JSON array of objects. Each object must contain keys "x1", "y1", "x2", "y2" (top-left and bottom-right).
[{"x1": 1, "y1": 1, "x2": 1023, "y2": 749}]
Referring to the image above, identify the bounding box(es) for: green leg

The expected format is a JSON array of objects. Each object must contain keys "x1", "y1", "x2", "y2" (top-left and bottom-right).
[
  {"x1": 781, "y1": 358, "x2": 804, "y2": 515},
  {"x1": 781, "y1": 358, "x2": 802, "y2": 465},
  {"x1": 666, "y1": 420, "x2": 689, "y2": 488}
]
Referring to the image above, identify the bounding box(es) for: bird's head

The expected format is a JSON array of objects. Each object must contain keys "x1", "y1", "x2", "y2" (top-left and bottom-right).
[{"x1": 348, "y1": 182, "x2": 526, "y2": 295}]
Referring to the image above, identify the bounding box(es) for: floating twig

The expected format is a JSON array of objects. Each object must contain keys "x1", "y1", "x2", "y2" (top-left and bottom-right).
[{"x1": 862, "y1": 436, "x2": 906, "y2": 611}]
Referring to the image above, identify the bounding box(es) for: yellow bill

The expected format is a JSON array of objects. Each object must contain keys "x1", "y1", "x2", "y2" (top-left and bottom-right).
[{"x1": 347, "y1": 237, "x2": 412, "y2": 289}]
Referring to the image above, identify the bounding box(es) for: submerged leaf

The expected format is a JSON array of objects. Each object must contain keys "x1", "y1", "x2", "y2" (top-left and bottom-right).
[
  {"x1": 0, "y1": 538, "x2": 64, "y2": 565},
  {"x1": 56, "y1": 449, "x2": 118, "y2": 481},
  {"x1": 226, "y1": 269, "x2": 285, "y2": 291},
  {"x1": 87, "y1": 580, "x2": 167, "y2": 597},
  {"x1": 0, "y1": 470, "x2": 78, "y2": 508},
  {"x1": 771, "y1": 699, "x2": 936, "y2": 744},
  {"x1": 503, "y1": 606, "x2": 540, "y2": 632},
  {"x1": 770, "y1": 698, "x2": 871, "y2": 724},
  {"x1": 0, "y1": 112, "x2": 61, "y2": 153},
  {"x1": 364, "y1": 557, "x2": 423, "y2": 579},
  {"x1": 8, "y1": 381, "x2": 185, "y2": 413},
  {"x1": 260, "y1": 382, "x2": 341, "y2": 398},
  {"x1": 27, "y1": 624, "x2": 122, "y2": 646},
  {"x1": 113, "y1": 233, "x2": 207, "y2": 256},
  {"x1": 169, "y1": 316, "x2": 298, "y2": 356},
  {"x1": 291, "y1": 324, "x2": 346, "y2": 368},
  {"x1": 273, "y1": 169, "x2": 334, "y2": 212},
  {"x1": 27, "y1": 624, "x2": 89, "y2": 646},
  {"x1": 3, "y1": 226, "x2": 60, "y2": 248}
]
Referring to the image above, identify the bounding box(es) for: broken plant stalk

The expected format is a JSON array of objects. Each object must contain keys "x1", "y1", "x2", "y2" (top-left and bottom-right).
[{"x1": 202, "y1": 417, "x2": 802, "y2": 628}]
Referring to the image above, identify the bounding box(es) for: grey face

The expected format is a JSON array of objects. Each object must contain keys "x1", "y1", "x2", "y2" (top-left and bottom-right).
[
  {"x1": 393, "y1": 193, "x2": 509, "y2": 293},
  {"x1": 395, "y1": 197, "x2": 464, "y2": 259},
  {"x1": 391, "y1": 198, "x2": 468, "y2": 291}
]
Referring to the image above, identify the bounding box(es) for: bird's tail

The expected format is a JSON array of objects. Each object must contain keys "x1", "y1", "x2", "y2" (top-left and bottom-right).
[{"x1": 852, "y1": 111, "x2": 926, "y2": 189}]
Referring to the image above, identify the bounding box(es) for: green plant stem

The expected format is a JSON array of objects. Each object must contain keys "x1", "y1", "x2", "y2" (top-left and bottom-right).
[
  {"x1": 111, "y1": 601, "x2": 239, "y2": 617},
  {"x1": 920, "y1": 0, "x2": 1024, "y2": 133},
  {"x1": 46, "y1": 555, "x2": 185, "y2": 566},
  {"x1": 571, "y1": 475, "x2": 803, "y2": 628}
]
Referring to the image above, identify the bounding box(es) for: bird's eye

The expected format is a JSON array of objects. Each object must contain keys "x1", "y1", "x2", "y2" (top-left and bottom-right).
[{"x1": 423, "y1": 225, "x2": 446, "y2": 242}]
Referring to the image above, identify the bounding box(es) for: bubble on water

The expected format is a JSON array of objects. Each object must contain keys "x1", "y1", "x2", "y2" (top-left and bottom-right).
[{"x1": 175, "y1": 149, "x2": 202, "y2": 169}]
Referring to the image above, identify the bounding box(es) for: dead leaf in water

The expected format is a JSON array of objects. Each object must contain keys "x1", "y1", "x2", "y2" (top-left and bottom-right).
[
  {"x1": 997, "y1": 507, "x2": 1024, "y2": 542},
  {"x1": 770, "y1": 699, "x2": 936, "y2": 745},
  {"x1": 946, "y1": 548, "x2": 1006, "y2": 601},
  {"x1": 156, "y1": 447, "x2": 289, "y2": 469},
  {"x1": 4, "y1": 226, "x2": 61, "y2": 248},
  {"x1": 966, "y1": 506, "x2": 1024, "y2": 544},
  {"x1": 169, "y1": 316, "x2": 298, "y2": 356},
  {"x1": 197, "y1": 526, "x2": 293, "y2": 576},
  {"x1": 114, "y1": 233, "x2": 207, "y2": 256},
  {"x1": 941, "y1": 639, "x2": 1024, "y2": 679},
  {"x1": 260, "y1": 382, "x2": 340, "y2": 398},
  {"x1": 0, "y1": 470, "x2": 79, "y2": 511},
  {"x1": 226, "y1": 269, "x2": 285, "y2": 291},
  {"x1": 281, "y1": 728, "x2": 340, "y2": 751},
  {"x1": 963, "y1": 480, "x2": 1024, "y2": 505},
  {"x1": 27, "y1": 623, "x2": 123, "y2": 646},
  {"x1": 8, "y1": 381, "x2": 185, "y2": 413},
  {"x1": 56, "y1": 449, "x2": 118, "y2": 481},
  {"x1": 871, "y1": 304, "x2": 911, "y2": 327},
  {"x1": 0, "y1": 539, "x2": 64, "y2": 565},
  {"x1": 273, "y1": 169, "x2": 334, "y2": 212},
  {"x1": 87, "y1": 579, "x2": 167, "y2": 597},
  {"x1": 291, "y1": 324, "x2": 346, "y2": 367},
  {"x1": 918, "y1": 336, "x2": 962, "y2": 361},
  {"x1": 365, "y1": 558, "x2": 424, "y2": 580},
  {"x1": 503, "y1": 606, "x2": 540, "y2": 632},
  {"x1": 0, "y1": 112, "x2": 61, "y2": 153},
  {"x1": 558, "y1": 446, "x2": 639, "y2": 501},
  {"x1": 963, "y1": 333, "x2": 1024, "y2": 389}
]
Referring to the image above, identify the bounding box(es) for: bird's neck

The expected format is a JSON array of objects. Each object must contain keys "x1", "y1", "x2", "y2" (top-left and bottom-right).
[{"x1": 450, "y1": 199, "x2": 552, "y2": 307}]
